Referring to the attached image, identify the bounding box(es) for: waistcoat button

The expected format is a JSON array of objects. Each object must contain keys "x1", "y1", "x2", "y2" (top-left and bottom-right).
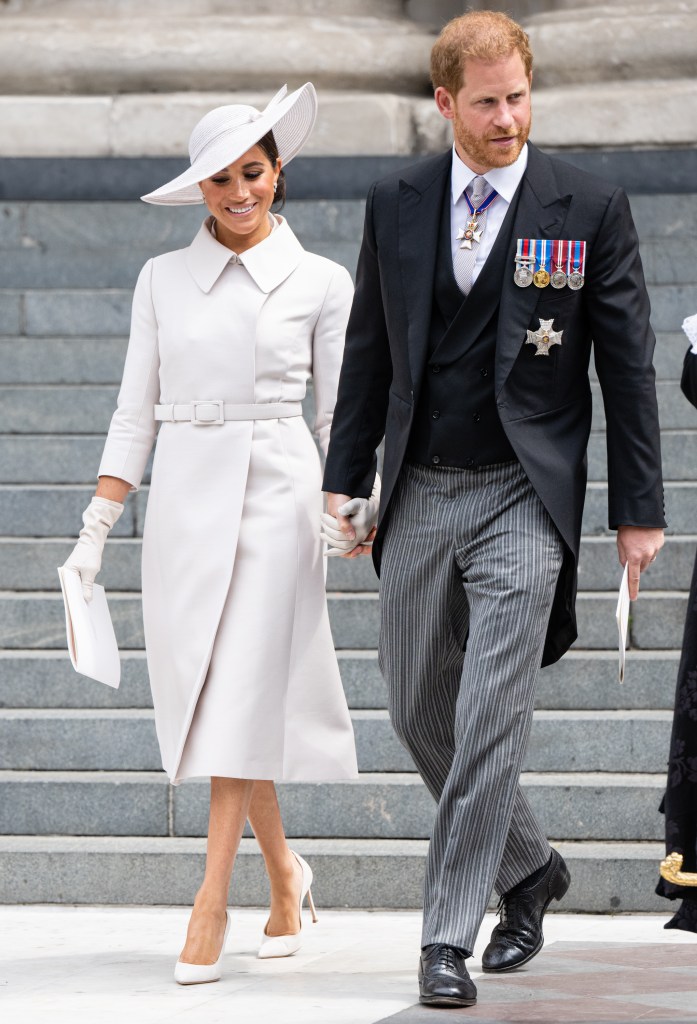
[{"x1": 432, "y1": 455, "x2": 441, "y2": 465}]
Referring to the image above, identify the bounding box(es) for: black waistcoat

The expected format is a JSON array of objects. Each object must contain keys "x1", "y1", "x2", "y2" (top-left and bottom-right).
[{"x1": 407, "y1": 175, "x2": 520, "y2": 469}]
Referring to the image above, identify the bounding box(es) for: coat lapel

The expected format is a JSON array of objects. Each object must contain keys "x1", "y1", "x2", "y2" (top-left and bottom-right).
[
  {"x1": 397, "y1": 152, "x2": 451, "y2": 392},
  {"x1": 496, "y1": 144, "x2": 572, "y2": 396}
]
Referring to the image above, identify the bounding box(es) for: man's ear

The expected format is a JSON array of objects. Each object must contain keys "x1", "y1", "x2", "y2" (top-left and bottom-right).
[{"x1": 434, "y1": 86, "x2": 456, "y2": 121}]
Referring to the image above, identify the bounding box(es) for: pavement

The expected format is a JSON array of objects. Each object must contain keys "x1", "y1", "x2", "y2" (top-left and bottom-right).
[{"x1": 2, "y1": 907, "x2": 696, "y2": 1023}]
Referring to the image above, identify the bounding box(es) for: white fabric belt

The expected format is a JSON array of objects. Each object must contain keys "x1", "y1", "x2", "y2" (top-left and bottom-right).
[{"x1": 154, "y1": 401, "x2": 303, "y2": 425}]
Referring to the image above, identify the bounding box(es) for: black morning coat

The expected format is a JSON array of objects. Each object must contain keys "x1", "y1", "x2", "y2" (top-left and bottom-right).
[{"x1": 322, "y1": 142, "x2": 666, "y2": 666}]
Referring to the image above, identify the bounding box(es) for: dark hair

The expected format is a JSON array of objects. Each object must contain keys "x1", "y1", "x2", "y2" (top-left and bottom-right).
[{"x1": 256, "y1": 129, "x2": 286, "y2": 210}]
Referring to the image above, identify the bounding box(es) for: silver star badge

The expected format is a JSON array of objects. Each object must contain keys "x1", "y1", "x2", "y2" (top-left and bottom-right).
[
  {"x1": 526, "y1": 318, "x2": 563, "y2": 357},
  {"x1": 456, "y1": 223, "x2": 482, "y2": 250}
]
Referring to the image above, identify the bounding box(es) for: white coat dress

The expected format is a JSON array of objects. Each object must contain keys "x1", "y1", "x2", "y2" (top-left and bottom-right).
[{"x1": 98, "y1": 215, "x2": 358, "y2": 784}]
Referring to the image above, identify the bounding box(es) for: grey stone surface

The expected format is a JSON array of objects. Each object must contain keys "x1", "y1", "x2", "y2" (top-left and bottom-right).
[
  {"x1": 327, "y1": 594, "x2": 380, "y2": 649},
  {"x1": 24, "y1": 290, "x2": 133, "y2": 336},
  {"x1": 649, "y1": 333, "x2": 695, "y2": 381},
  {"x1": 171, "y1": 771, "x2": 664, "y2": 842},
  {"x1": 0, "y1": 539, "x2": 141, "y2": 590},
  {"x1": 577, "y1": 536, "x2": 696, "y2": 591},
  {"x1": 0, "y1": 593, "x2": 144, "y2": 649},
  {"x1": 0, "y1": 337, "x2": 128, "y2": 385},
  {"x1": 0, "y1": 771, "x2": 168, "y2": 836},
  {"x1": 0, "y1": 386, "x2": 118, "y2": 434},
  {"x1": 0, "y1": 436, "x2": 151, "y2": 483},
  {"x1": 1, "y1": 535, "x2": 693, "y2": 592},
  {"x1": 537, "y1": 651, "x2": 679, "y2": 711},
  {"x1": 0, "y1": 590, "x2": 683, "y2": 651},
  {"x1": 632, "y1": 593, "x2": 690, "y2": 650},
  {"x1": 0, "y1": 709, "x2": 674, "y2": 774},
  {"x1": 0, "y1": 202, "x2": 22, "y2": 246},
  {"x1": 631, "y1": 193, "x2": 697, "y2": 239},
  {"x1": 4, "y1": 428, "x2": 694, "y2": 486},
  {"x1": 0, "y1": 835, "x2": 669, "y2": 911},
  {"x1": 525, "y1": 710, "x2": 672, "y2": 773},
  {"x1": 582, "y1": 482, "x2": 696, "y2": 536},
  {"x1": 0, "y1": 648, "x2": 680, "y2": 714},
  {"x1": 0, "y1": 17, "x2": 434, "y2": 96},
  {"x1": 0, "y1": 651, "x2": 153, "y2": 709},
  {"x1": 0, "y1": 710, "x2": 161, "y2": 771},
  {"x1": 591, "y1": 380, "x2": 697, "y2": 431},
  {"x1": 587, "y1": 430, "x2": 697, "y2": 482},
  {"x1": 0, "y1": 292, "x2": 22, "y2": 335},
  {"x1": 0, "y1": 488, "x2": 135, "y2": 538},
  {"x1": 0, "y1": 648, "x2": 382, "y2": 712},
  {"x1": 646, "y1": 284, "x2": 697, "y2": 334}
]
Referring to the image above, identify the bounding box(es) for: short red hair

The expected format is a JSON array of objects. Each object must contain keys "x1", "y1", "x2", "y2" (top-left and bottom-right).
[{"x1": 431, "y1": 10, "x2": 533, "y2": 96}]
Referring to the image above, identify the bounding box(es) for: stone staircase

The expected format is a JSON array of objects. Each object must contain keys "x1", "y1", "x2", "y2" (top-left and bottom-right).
[{"x1": 1, "y1": 179, "x2": 696, "y2": 912}]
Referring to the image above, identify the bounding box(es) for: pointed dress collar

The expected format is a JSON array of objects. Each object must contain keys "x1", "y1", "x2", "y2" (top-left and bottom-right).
[{"x1": 185, "y1": 214, "x2": 305, "y2": 294}]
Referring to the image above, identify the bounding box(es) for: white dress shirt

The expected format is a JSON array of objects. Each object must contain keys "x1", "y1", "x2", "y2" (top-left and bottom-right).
[{"x1": 450, "y1": 144, "x2": 528, "y2": 286}]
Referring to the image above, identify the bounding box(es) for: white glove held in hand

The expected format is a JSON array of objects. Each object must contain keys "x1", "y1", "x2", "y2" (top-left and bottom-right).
[
  {"x1": 320, "y1": 476, "x2": 381, "y2": 556},
  {"x1": 63, "y1": 496, "x2": 124, "y2": 602}
]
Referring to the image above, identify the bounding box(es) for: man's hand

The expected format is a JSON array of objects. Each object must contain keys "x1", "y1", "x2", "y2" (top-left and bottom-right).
[
  {"x1": 322, "y1": 491, "x2": 377, "y2": 558},
  {"x1": 617, "y1": 526, "x2": 664, "y2": 600}
]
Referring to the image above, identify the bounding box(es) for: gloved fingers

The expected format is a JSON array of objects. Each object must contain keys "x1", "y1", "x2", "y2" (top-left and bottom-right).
[
  {"x1": 320, "y1": 532, "x2": 357, "y2": 551},
  {"x1": 78, "y1": 567, "x2": 97, "y2": 603},
  {"x1": 319, "y1": 513, "x2": 351, "y2": 545},
  {"x1": 338, "y1": 497, "x2": 368, "y2": 517}
]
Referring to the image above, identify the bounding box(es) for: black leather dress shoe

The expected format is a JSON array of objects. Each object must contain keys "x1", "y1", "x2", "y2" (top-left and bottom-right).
[
  {"x1": 482, "y1": 849, "x2": 570, "y2": 973},
  {"x1": 418, "y1": 943, "x2": 477, "y2": 1007}
]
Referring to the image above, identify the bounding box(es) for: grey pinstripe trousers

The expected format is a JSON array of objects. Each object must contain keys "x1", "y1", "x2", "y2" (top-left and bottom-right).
[{"x1": 378, "y1": 460, "x2": 564, "y2": 952}]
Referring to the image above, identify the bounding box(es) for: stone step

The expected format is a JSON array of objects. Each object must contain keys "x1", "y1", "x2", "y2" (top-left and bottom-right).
[
  {"x1": 0, "y1": 589, "x2": 687, "y2": 651},
  {"x1": 0, "y1": 770, "x2": 666, "y2": 842},
  {"x1": 0, "y1": 835, "x2": 669, "y2": 911},
  {"x1": 2, "y1": 283, "x2": 694, "y2": 337},
  {"x1": 0, "y1": 649, "x2": 680, "y2": 713},
  {"x1": 2, "y1": 379, "x2": 695, "y2": 434},
  {"x1": 0, "y1": 232, "x2": 687, "y2": 291},
  {"x1": 0, "y1": 193, "x2": 691, "y2": 253},
  {"x1": 0, "y1": 15, "x2": 434, "y2": 96},
  {"x1": 2, "y1": 429, "x2": 696, "y2": 484},
  {"x1": 0, "y1": 332, "x2": 689, "y2": 385},
  {"x1": 0, "y1": 201, "x2": 363, "y2": 290},
  {"x1": 1, "y1": 480, "x2": 694, "y2": 541},
  {"x1": 0, "y1": 709, "x2": 673, "y2": 774},
  {"x1": 0, "y1": 535, "x2": 693, "y2": 594}
]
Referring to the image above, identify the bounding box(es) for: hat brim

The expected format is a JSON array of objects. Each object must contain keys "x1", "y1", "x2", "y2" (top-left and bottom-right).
[{"x1": 141, "y1": 83, "x2": 317, "y2": 206}]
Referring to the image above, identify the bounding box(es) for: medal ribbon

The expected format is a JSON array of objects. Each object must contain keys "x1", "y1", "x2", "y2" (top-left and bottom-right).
[
  {"x1": 535, "y1": 238, "x2": 550, "y2": 275},
  {"x1": 464, "y1": 188, "x2": 499, "y2": 216}
]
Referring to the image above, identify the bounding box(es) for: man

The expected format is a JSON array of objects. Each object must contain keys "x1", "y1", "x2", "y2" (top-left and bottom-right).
[{"x1": 322, "y1": 10, "x2": 665, "y2": 1009}]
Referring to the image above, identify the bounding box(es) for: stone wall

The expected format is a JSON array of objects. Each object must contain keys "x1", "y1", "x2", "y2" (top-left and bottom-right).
[{"x1": 0, "y1": 0, "x2": 695, "y2": 156}]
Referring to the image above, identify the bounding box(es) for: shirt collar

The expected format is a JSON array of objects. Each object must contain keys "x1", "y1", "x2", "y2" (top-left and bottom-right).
[
  {"x1": 186, "y1": 214, "x2": 304, "y2": 294},
  {"x1": 451, "y1": 143, "x2": 528, "y2": 205}
]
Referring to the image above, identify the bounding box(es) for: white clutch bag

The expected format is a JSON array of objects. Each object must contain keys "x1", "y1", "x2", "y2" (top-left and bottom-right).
[{"x1": 57, "y1": 566, "x2": 121, "y2": 688}]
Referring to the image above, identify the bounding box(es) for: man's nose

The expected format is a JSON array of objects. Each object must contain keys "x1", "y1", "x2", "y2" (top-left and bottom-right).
[{"x1": 494, "y1": 104, "x2": 515, "y2": 129}]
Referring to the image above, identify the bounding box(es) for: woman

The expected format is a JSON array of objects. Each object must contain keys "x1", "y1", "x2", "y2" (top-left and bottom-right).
[
  {"x1": 657, "y1": 314, "x2": 697, "y2": 931},
  {"x1": 63, "y1": 83, "x2": 358, "y2": 982}
]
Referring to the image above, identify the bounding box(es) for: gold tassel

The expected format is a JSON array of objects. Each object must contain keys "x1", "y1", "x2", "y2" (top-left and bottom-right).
[{"x1": 660, "y1": 851, "x2": 697, "y2": 887}]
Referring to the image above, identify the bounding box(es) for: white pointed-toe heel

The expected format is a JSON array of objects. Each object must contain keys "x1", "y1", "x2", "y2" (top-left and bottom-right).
[
  {"x1": 257, "y1": 851, "x2": 318, "y2": 959},
  {"x1": 174, "y1": 910, "x2": 231, "y2": 985}
]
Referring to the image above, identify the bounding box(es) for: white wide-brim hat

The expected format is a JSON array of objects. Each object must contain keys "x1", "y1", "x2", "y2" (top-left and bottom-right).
[{"x1": 141, "y1": 82, "x2": 317, "y2": 206}]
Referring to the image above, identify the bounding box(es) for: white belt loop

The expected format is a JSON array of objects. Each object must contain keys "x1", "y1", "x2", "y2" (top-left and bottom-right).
[{"x1": 154, "y1": 401, "x2": 303, "y2": 424}]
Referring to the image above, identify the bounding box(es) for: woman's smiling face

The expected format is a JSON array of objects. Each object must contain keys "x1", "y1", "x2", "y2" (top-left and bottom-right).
[{"x1": 199, "y1": 144, "x2": 281, "y2": 253}]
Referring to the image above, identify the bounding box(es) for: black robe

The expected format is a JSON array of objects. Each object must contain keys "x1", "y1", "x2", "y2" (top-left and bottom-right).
[{"x1": 656, "y1": 349, "x2": 697, "y2": 929}]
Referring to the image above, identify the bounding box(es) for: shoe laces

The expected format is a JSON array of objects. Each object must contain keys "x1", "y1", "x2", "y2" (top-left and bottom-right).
[{"x1": 435, "y1": 946, "x2": 459, "y2": 972}]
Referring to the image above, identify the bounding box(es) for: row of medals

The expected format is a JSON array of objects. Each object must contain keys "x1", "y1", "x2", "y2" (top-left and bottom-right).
[{"x1": 514, "y1": 261, "x2": 584, "y2": 290}]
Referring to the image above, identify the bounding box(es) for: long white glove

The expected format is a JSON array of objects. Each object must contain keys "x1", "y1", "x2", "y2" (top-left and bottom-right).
[
  {"x1": 63, "y1": 496, "x2": 124, "y2": 602},
  {"x1": 683, "y1": 313, "x2": 697, "y2": 354},
  {"x1": 320, "y1": 476, "x2": 381, "y2": 557}
]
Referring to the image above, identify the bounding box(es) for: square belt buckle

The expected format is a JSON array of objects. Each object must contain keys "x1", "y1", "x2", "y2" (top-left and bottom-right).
[{"x1": 191, "y1": 400, "x2": 225, "y2": 425}]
